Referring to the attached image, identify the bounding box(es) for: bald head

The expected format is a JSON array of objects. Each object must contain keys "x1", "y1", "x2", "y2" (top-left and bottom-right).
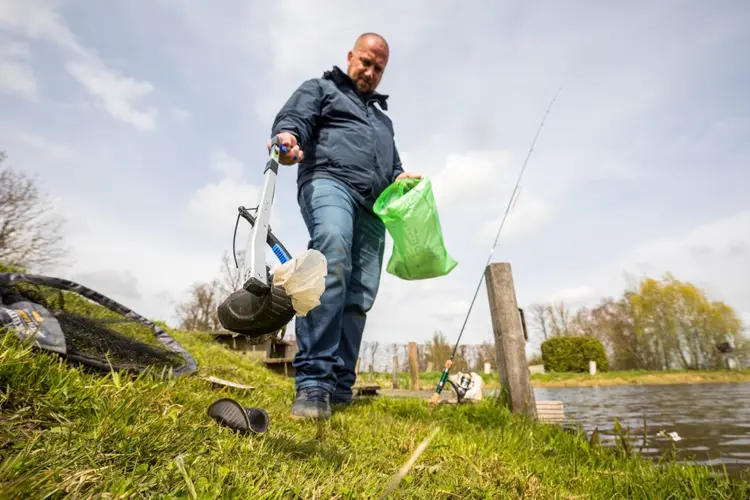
[
  {"x1": 354, "y1": 32, "x2": 389, "y2": 55},
  {"x1": 346, "y1": 32, "x2": 390, "y2": 94}
]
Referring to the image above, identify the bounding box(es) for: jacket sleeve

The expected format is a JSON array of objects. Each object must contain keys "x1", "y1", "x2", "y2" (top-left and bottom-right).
[
  {"x1": 270, "y1": 79, "x2": 323, "y2": 149},
  {"x1": 391, "y1": 141, "x2": 404, "y2": 182}
]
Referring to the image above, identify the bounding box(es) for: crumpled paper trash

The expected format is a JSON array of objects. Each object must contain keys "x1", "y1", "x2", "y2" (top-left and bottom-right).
[{"x1": 272, "y1": 249, "x2": 328, "y2": 316}]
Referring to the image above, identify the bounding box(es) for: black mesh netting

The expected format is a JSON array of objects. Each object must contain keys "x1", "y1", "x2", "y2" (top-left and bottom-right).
[{"x1": 0, "y1": 274, "x2": 196, "y2": 376}]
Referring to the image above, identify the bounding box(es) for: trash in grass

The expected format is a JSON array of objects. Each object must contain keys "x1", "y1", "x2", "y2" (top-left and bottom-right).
[
  {"x1": 207, "y1": 398, "x2": 269, "y2": 434},
  {"x1": 272, "y1": 249, "x2": 327, "y2": 316}
]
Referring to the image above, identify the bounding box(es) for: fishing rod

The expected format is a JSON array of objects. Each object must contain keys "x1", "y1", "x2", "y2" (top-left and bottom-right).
[{"x1": 428, "y1": 88, "x2": 562, "y2": 407}]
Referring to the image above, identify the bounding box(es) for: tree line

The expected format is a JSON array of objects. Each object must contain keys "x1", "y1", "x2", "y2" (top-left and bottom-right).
[
  {"x1": 0, "y1": 151, "x2": 67, "y2": 272},
  {"x1": 358, "y1": 332, "x2": 498, "y2": 375},
  {"x1": 173, "y1": 250, "x2": 245, "y2": 331},
  {"x1": 527, "y1": 274, "x2": 749, "y2": 371}
]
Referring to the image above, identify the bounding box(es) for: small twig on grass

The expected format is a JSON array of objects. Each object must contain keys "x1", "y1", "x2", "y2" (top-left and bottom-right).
[{"x1": 379, "y1": 427, "x2": 440, "y2": 499}]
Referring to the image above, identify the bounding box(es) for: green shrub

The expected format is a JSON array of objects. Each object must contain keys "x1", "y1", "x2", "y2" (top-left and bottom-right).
[{"x1": 541, "y1": 336, "x2": 609, "y2": 373}]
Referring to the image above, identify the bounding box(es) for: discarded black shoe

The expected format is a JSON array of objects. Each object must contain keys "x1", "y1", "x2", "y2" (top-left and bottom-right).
[{"x1": 207, "y1": 398, "x2": 269, "y2": 434}]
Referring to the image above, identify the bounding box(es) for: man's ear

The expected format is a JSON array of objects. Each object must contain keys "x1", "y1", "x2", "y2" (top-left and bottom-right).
[{"x1": 346, "y1": 50, "x2": 353, "y2": 64}]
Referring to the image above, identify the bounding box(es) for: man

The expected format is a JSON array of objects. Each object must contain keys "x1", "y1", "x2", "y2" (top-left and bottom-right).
[{"x1": 268, "y1": 33, "x2": 420, "y2": 420}]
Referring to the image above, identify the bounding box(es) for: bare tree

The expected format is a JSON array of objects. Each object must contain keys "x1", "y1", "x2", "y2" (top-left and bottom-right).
[
  {"x1": 0, "y1": 152, "x2": 67, "y2": 270},
  {"x1": 475, "y1": 340, "x2": 496, "y2": 371},
  {"x1": 547, "y1": 301, "x2": 573, "y2": 337},
  {"x1": 218, "y1": 249, "x2": 244, "y2": 297},
  {"x1": 528, "y1": 303, "x2": 551, "y2": 340},
  {"x1": 370, "y1": 341, "x2": 380, "y2": 371},
  {"x1": 175, "y1": 279, "x2": 223, "y2": 331}
]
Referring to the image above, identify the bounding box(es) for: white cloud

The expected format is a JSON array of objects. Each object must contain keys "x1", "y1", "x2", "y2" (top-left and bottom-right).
[
  {"x1": 66, "y1": 58, "x2": 157, "y2": 131},
  {"x1": 545, "y1": 285, "x2": 598, "y2": 306},
  {"x1": 0, "y1": 59, "x2": 37, "y2": 98},
  {"x1": 431, "y1": 150, "x2": 513, "y2": 207},
  {"x1": 0, "y1": 0, "x2": 159, "y2": 130},
  {"x1": 72, "y1": 269, "x2": 141, "y2": 301},
  {"x1": 50, "y1": 202, "x2": 222, "y2": 324},
  {"x1": 0, "y1": 40, "x2": 37, "y2": 99},
  {"x1": 185, "y1": 150, "x2": 288, "y2": 246},
  {"x1": 16, "y1": 132, "x2": 75, "y2": 161},
  {"x1": 544, "y1": 209, "x2": 750, "y2": 319},
  {"x1": 479, "y1": 195, "x2": 553, "y2": 245},
  {"x1": 0, "y1": 0, "x2": 83, "y2": 54},
  {"x1": 170, "y1": 107, "x2": 191, "y2": 121}
]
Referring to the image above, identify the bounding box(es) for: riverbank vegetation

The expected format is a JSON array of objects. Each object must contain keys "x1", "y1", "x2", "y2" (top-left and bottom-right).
[
  {"x1": 529, "y1": 273, "x2": 750, "y2": 372},
  {"x1": 3, "y1": 329, "x2": 750, "y2": 498},
  {"x1": 367, "y1": 367, "x2": 750, "y2": 391},
  {"x1": 531, "y1": 368, "x2": 750, "y2": 387}
]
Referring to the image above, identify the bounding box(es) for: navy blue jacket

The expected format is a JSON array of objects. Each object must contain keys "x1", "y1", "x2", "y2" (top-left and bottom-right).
[{"x1": 271, "y1": 66, "x2": 404, "y2": 209}]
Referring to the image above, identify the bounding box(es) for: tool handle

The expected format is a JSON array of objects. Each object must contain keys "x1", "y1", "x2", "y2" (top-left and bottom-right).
[
  {"x1": 428, "y1": 360, "x2": 454, "y2": 408},
  {"x1": 269, "y1": 134, "x2": 289, "y2": 156}
]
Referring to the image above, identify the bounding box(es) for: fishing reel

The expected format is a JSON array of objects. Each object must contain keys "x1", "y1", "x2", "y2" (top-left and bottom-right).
[{"x1": 447, "y1": 371, "x2": 476, "y2": 404}]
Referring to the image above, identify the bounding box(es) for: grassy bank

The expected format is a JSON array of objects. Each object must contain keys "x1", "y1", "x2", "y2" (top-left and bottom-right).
[
  {"x1": 2, "y1": 331, "x2": 749, "y2": 498},
  {"x1": 367, "y1": 368, "x2": 750, "y2": 391},
  {"x1": 530, "y1": 369, "x2": 750, "y2": 388}
]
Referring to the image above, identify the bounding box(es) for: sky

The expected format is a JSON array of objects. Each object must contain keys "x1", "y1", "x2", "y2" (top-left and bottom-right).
[{"x1": 1, "y1": 0, "x2": 749, "y2": 355}]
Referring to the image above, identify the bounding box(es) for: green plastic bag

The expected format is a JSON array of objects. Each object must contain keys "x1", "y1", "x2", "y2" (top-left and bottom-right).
[{"x1": 373, "y1": 176, "x2": 458, "y2": 280}]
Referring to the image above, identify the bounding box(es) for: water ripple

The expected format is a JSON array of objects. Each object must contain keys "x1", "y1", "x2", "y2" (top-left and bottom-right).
[{"x1": 532, "y1": 381, "x2": 750, "y2": 477}]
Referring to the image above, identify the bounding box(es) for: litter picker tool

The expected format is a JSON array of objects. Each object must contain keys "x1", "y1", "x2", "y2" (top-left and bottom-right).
[
  {"x1": 428, "y1": 89, "x2": 561, "y2": 407},
  {"x1": 217, "y1": 136, "x2": 327, "y2": 340}
]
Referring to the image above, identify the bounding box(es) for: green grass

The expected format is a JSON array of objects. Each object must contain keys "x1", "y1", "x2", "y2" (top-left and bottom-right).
[{"x1": 2, "y1": 331, "x2": 749, "y2": 498}]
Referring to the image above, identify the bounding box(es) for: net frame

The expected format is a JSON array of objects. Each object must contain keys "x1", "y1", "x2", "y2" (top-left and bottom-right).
[{"x1": 0, "y1": 272, "x2": 197, "y2": 377}]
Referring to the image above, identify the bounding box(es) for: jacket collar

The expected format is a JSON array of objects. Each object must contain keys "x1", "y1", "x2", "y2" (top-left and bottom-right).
[{"x1": 323, "y1": 65, "x2": 389, "y2": 110}]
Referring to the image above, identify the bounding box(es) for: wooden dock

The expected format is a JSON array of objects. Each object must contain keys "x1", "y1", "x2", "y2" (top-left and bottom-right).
[{"x1": 535, "y1": 400, "x2": 565, "y2": 423}]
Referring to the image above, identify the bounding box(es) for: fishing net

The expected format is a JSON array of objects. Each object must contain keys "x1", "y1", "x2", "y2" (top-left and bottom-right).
[{"x1": 0, "y1": 273, "x2": 196, "y2": 376}]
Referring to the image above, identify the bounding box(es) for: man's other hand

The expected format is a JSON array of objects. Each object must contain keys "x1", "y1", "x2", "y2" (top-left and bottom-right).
[
  {"x1": 268, "y1": 132, "x2": 304, "y2": 165},
  {"x1": 395, "y1": 172, "x2": 421, "y2": 181}
]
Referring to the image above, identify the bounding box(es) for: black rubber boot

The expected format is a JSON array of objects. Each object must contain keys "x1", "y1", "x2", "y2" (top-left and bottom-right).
[
  {"x1": 207, "y1": 398, "x2": 269, "y2": 434},
  {"x1": 290, "y1": 387, "x2": 332, "y2": 420}
]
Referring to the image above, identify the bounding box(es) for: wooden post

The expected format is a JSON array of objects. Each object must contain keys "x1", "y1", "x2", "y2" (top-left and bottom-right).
[
  {"x1": 485, "y1": 263, "x2": 537, "y2": 419},
  {"x1": 392, "y1": 344, "x2": 399, "y2": 389},
  {"x1": 369, "y1": 363, "x2": 374, "y2": 383},
  {"x1": 408, "y1": 342, "x2": 419, "y2": 391}
]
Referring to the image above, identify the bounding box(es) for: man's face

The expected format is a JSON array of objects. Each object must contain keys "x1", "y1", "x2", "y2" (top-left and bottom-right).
[{"x1": 346, "y1": 38, "x2": 389, "y2": 94}]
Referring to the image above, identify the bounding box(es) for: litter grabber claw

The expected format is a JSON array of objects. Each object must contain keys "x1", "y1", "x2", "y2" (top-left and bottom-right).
[
  {"x1": 217, "y1": 136, "x2": 297, "y2": 338},
  {"x1": 218, "y1": 137, "x2": 328, "y2": 338}
]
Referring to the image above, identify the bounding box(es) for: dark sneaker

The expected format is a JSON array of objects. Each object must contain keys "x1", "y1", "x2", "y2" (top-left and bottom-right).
[
  {"x1": 332, "y1": 394, "x2": 353, "y2": 407},
  {"x1": 290, "y1": 387, "x2": 331, "y2": 420}
]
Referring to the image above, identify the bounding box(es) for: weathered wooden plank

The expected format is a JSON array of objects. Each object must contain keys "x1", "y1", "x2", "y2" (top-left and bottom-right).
[
  {"x1": 535, "y1": 400, "x2": 565, "y2": 423},
  {"x1": 408, "y1": 342, "x2": 419, "y2": 391}
]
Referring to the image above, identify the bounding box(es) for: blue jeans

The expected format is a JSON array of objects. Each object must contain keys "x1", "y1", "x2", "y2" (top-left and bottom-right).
[{"x1": 292, "y1": 178, "x2": 386, "y2": 400}]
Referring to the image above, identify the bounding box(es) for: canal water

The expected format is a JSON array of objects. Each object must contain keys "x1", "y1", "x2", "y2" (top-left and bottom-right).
[{"x1": 533, "y1": 382, "x2": 750, "y2": 478}]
